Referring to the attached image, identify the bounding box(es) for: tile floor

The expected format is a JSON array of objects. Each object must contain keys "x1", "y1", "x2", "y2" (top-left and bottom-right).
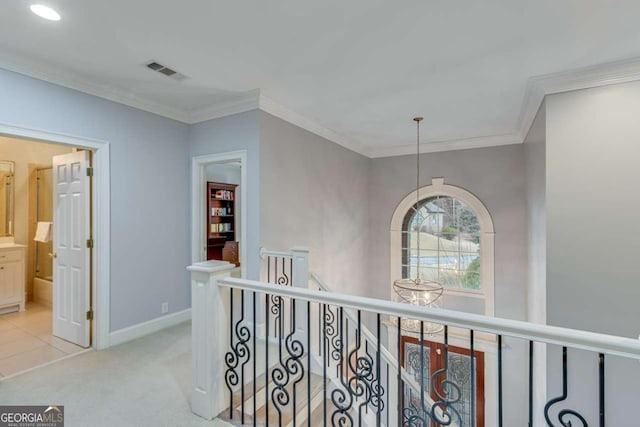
[{"x1": 0, "y1": 302, "x2": 85, "y2": 378}]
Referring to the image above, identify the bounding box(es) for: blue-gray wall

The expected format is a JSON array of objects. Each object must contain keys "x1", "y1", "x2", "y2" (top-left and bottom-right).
[
  {"x1": 189, "y1": 110, "x2": 261, "y2": 280},
  {"x1": 0, "y1": 68, "x2": 190, "y2": 331}
]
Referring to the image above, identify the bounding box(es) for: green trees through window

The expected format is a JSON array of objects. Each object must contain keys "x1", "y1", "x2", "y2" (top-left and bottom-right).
[{"x1": 402, "y1": 196, "x2": 481, "y2": 290}]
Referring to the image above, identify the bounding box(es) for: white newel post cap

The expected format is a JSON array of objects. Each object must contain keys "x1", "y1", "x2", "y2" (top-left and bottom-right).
[{"x1": 187, "y1": 259, "x2": 235, "y2": 274}]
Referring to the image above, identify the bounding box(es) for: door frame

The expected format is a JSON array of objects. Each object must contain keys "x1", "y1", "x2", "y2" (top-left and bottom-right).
[
  {"x1": 0, "y1": 122, "x2": 110, "y2": 350},
  {"x1": 191, "y1": 150, "x2": 247, "y2": 277}
]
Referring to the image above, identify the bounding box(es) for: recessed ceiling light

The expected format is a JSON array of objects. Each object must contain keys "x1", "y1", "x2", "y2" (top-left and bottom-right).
[{"x1": 30, "y1": 4, "x2": 61, "y2": 21}]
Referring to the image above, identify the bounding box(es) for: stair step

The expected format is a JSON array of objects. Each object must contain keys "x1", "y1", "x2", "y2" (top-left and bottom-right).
[
  {"x1": 221, "y1": 372, "x2": 326, "y2": 426},
  {"x1": 253, "y1": 372, "x2": 324, "y2": 426},
  {"x1": 309, "y1": 395, "x2": 342, "y2": 426}
]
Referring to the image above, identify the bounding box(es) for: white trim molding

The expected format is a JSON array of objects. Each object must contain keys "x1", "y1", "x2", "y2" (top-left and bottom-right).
[
  {"x1": 389, "y1": 178, "x2": 495, "y2": 318},
  {"x1": 6, "y1": 56, "x2": 640, "y2": 159},
  {"x1": 518, "y1": 56, "x2": 640, "y2": 141},
  {"x1": 0, "y1": 122, "x2": 111, "y2": 350},
  {"x1": 0, "y1": 55, "x2": 191, "y2": 123},
  {"x1": 187, "y1": 90, "x2": 260, "y2": 124},
  {"x1": 109, "y1": 309, "x2": 192, "y2": 347},
  {"x1": 258, "y1": 95, "x2": 373, "y2": 157},
  {"x1": 368, "y1": 133, "x2": 521, "y2": 158}
]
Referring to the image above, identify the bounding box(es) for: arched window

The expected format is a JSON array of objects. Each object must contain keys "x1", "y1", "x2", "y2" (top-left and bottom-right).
[
  {"x1": 391, "y1": 178, "x2": 495, "y2": 316},
  {"x1": 402, "y1": 196, "x2": 481, "y2": 289}
]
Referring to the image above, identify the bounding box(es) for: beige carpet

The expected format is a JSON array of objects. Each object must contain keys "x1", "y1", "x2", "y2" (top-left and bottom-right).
[{"x1": 0, "y1": 322, "x2": 230, "y2": 427}]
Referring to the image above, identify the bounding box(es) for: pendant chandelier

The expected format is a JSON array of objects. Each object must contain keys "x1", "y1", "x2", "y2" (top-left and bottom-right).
[{"x1": 392, "y1": 117, "x2": 444, "y2": 334}]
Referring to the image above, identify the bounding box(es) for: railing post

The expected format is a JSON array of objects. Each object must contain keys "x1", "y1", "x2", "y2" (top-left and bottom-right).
[
  {"x1": 291, "y1": 246, "x2": 310, "y2": 289},
  {"x1": 187, "y1": 260, "x2": 236, "y2": 420},
  {"x1": 291, "y1": 247, "x2": 310, "y2": 341}
]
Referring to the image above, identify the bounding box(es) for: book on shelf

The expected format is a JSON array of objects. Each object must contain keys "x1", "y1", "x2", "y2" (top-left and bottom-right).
[
  {"x1": 210, "y1": 223, "x2": 232, "y2": 233},
  {"x1": 211, "y1": 207, "x2": 231, "y2": 216},
  {"x1": 213, "y1": 189, "x2": 234, "y2": 200}
]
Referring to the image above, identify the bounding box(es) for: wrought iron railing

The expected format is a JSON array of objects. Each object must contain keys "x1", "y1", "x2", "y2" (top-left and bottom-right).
[{"x1": 188, "y1": 248, "x2": 640, "y2": 427}]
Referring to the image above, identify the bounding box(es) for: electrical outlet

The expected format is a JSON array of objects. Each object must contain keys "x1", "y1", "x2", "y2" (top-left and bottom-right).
[{"x1": 161, "y1": 302, "x2": 169, "y2": 314}]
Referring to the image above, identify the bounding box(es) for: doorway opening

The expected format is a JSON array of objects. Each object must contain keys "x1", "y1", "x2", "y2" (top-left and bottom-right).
[
  {"x1": 0, "y1": 125, "x2": 110, "y2": 378},
  {"x1": 191, "y1": 151, "x2": 247, "y2": 278}
]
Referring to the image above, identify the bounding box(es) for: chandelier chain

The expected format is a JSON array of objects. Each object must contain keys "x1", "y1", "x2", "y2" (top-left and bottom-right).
[{"x1": 414, "y1": 117, "x2": 423, "y2": 281}]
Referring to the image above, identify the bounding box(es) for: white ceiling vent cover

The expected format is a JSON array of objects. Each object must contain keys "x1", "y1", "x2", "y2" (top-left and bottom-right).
[{"x1": 145, "y1": 61, "x2": 188, "y2": 81}]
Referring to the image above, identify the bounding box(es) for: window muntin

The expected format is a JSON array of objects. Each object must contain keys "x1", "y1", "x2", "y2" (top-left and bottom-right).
[{"x1": 401, "y1": 196, "x2": 481, "y2": 290}]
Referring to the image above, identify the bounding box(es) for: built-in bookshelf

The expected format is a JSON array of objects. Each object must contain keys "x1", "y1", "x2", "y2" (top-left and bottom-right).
[{"x1": 206, "y1": 182, "x2": 237, "y2": 263}]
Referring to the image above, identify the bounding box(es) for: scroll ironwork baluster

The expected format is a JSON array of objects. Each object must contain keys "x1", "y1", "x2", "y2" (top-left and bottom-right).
[
  {"x1": 331, "y1": 307, "x2": 354, "y2": 426},
  {"x1": 330, "y1": 310, "x2": 384, "y2": 427},
  {"x1": 307, "y1": 300, "x2": 312, "y2": 427},
  {"x1": 386, "y1": 362, "x2": 390, "y2": 427},
  {"x1": 323, "y1": 304, "x2": 328, "y2": 427},
  {"x1": 544, "y1": 347, "x2": 588, "y2": 426},
  {"x1": 265, "y1": 293, "x2": 270, "y2": 423},
  {"x1": 289, "y1": 300, "x2": 305, "y2": 426},
  {"x1": 397, "y1": 316, "x2": 402, "y2": 427},
  {"x1": 226, "y1": 289, "x2": 235, "y2": 419},
  {"x1": 240, "y1": 291, "x2": 249, "y2": 424},
  {"x1": 224, "y1": 289, "x2": 251, "y2": 423},
  {"x1": 599, "y1": 353, "x2": 605, "y2": 427},
  {"x1": 376, "y1": 313, "x2": 382, "y2": 427},
  {"x1": 498, "y1": 335, "x2": 503, "y2": 427},
  {"x1": 470, "y1": 329, "x2": 475, "y2": 427},
  {"x1": 529, "y1": 341, "x2": 533, "y2": 427},
  {"x1": 403, "y1": 324, "x2": 462, "y2": 426},
  {"x1": 429, "y1": 325, "x2": 462, "y2": 426},
  {"x1": 253, "y1": 292, "x2": 257, "y2": 427},
  {"x1": 271, "y1": 294, "x2": 287, "y2": 426}
]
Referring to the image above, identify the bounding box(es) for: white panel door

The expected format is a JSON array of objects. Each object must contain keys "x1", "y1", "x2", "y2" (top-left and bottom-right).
[{"x1": 52, "y1": 151, "x2": 90, "y2": 347}]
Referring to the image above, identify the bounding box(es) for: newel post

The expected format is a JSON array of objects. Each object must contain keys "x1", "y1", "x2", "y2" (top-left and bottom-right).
[
  {"x1": 291, "y1": 246, "x2": 310, "y2": 289},
  {"x1": 187, "y1": 260, "x2": 235, "y2": 420}
]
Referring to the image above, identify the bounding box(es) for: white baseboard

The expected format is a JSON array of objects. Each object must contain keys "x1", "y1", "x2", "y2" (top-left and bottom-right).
[{"x1": 109, "y1": 309, "x2": 192, "y2": 347}]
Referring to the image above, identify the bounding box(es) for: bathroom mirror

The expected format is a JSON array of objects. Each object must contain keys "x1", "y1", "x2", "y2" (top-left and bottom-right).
[{"x1": 0, "y1": 160, "x2": 15, "y2": 237}]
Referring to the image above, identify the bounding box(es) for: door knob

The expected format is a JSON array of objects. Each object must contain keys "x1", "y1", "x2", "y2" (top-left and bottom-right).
[{"x1": 48, "y1": 252, "x2": 57, "y2": 259}]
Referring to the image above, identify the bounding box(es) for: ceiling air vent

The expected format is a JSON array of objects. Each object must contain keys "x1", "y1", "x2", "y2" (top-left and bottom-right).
[{"x1": 145, "y1": 61, "x2": 188, "y2": 81}]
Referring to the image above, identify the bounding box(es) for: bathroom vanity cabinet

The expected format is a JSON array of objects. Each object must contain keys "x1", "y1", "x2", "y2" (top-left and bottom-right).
[{"x1": 0, "y1": 243, "x2": 26, "y2": 312}]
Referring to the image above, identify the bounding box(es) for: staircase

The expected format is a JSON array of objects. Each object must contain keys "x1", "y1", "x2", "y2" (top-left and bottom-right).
[
  {"x1": 218, "y1": 365, "x2": 326, "y2": 426},
  {"x1": 218, "y1": 326, "x2": 383, "y2": 426},
  {"x1": 187, "y1": 246, "x2": 640, "y2": 427}
]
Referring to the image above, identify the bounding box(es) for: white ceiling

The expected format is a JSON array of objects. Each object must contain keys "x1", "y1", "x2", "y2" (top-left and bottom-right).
[{"x1": 2, "y1": 0, "x2": 640, "y2": 156}]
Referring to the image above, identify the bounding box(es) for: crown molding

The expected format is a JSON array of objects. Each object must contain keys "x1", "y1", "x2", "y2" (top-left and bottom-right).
[
  {"x1": 6, "y1": 53, "x2": 640, "y2": 158},
  {"x1": 257, "y1": 95, "x2": 373, "y2": 157},
  {"x1": 517, "y1": 57, "x2": 640, "y2": 141},
  {"x1": 0, "y1": 55, "x2": 191, "y2": 123},
  {"x1": 185, "y1": 89, "x2": 261, "y2": 124},
  {"x1": 368, "y1": 132, "x2": 523, "y2": 158},
  {"x1": 376, "y1": 57, "x2": 640, "y2": 159}
]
